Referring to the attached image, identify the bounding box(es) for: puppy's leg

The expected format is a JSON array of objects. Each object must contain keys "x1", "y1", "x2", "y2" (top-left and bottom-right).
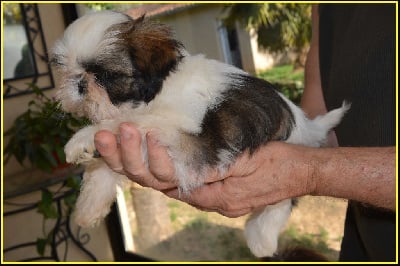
[
  {"x1": 245, "y1": 199, "x2": 292, "y2": 257},
  {"x1": 65, "y1": 125, "x2": 99, "y2": 164},
  {"x1": 74, "y1": 161, "x2": 128, "y2": 227},
  {"x1": 65, "y1": 120, "x2": 121, "y2": 164}
]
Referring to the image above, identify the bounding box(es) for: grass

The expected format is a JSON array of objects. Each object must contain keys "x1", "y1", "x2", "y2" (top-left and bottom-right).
[
  {"x1": 257, "y1": 64, "x2": 304, "y2": 84},
  {"x1": 135, "y1": 196, "x2": 343, "y2": 261},
  {"x1": 279, "y1": 225, "x2": 339, "y2": 261},
  {"x1": 126, "y1": 188, "x2": 346, "y2": 262},
  {"x1": 281, "y1": 226, "x2": 330, "y2": 252}
]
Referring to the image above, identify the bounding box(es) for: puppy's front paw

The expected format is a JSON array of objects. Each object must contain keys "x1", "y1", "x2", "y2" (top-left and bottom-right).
[{"x1": 65, "y1": 127, "x2": 97, "y2": 164}]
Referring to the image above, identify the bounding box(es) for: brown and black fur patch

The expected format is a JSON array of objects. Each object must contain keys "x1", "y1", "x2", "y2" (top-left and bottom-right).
[
  {"x1": 115, "y1": 16, "x2": 184, "y2": 103},
  {"x1": 183, "y1": 74, "x2": 295, "y2": 168},
  {"x1": 117, "y1": 16, "x2": 183, "y2": 79},
  {"x1": 80, "y1": 15, "x2": 184, "y2": 106}
]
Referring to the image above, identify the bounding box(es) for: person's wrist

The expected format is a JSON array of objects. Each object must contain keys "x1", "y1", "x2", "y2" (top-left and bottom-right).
[
  {"x1": 269, "y1": 142, "x2": 318, "y2": 199},
  {"x1": 304, "y1": 146, "x2": 325, "y2": 197},
  {"x1": 289, "y1": 143, "x2": 320, "y2": 197}
]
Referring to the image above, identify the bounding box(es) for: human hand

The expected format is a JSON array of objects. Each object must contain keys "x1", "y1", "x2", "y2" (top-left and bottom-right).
[
  {"x1": 94, "y1": 122, "x2": 315, "y2": 217},
  {"x1": 164, "y1": 141, "x2": 315, "y2": 217},
  {"x1": 94, "y1": 122, "x2": 178, "y2": 190}
]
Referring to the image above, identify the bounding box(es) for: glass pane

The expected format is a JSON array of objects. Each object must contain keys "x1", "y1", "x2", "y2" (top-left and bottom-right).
[
  {"x1": 3, "y1": 3, "x2": 35, "y2": 79},
  {"x1": 118, "y1": 184, "x2": 255, "y2": 261},
  {"x1": 118, "y1": 184, "x2": 347, "y2": 261}
]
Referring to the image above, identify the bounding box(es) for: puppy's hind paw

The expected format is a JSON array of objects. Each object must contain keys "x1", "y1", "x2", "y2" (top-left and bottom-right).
[{"x1": 245, "y1": 227, "x2": 278, "y2": 257}]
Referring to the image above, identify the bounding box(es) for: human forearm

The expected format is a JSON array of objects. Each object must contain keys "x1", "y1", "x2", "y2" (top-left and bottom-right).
[
  {"x1": 95, "y1": 124, "x2": 396, "y2": 217},
  {"x1": 301, "y1": 4, "x2": 327, "y2": 119},
  {"x1": 309, "y1": 146, "x2": 396, "y2": 211}
]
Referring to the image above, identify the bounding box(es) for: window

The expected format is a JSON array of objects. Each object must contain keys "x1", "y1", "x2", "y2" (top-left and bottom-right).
[
  {"x1": 218, "y1": 21, "x2": 243, "y2": 69},
  {"x1": 3, "y1": 3, "x2": 54, "y2": 98}
]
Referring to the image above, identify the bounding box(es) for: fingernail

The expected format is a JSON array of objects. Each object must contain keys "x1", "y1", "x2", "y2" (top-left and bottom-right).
[
  {"x1": 95, "y1": 139, "x2": 108, "y2": 149},
  {"x1": 120, "y1": 126, "x2": 132, "y2": 140},
  {"x1": 146, "y1": 131, "x2": 158, "y2": 145}
]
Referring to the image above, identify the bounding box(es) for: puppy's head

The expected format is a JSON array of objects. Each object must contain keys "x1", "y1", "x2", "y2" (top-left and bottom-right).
[{"x1": 51, "y1": 11, "x2": 183, "y2": 122}]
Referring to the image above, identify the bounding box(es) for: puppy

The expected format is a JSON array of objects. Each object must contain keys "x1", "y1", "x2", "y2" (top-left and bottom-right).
[{"x1": 51, "y1": 11, "x2": 349, "y2": 258}]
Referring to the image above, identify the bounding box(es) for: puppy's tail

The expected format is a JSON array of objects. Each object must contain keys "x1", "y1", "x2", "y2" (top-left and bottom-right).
[
  {"x1": 284, "y1": 99, "x2": 350, "y2": 147},
  {"x1": 313, "y1": 101, "x2": 351, "y2": 132}
]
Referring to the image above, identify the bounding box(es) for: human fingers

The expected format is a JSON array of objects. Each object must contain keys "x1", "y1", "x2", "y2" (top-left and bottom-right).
[
  {"x1": 201, "y1": 151, "x2": 257, "y2": 184},
  {"x1": 94, "y1": 130, "x2": 124, "y2": 174},
  {"x1": 146, "y1": 131, "x2": 178, "y2": 189},
  {"x1": 118, "y1": 123, "x2": 154, "y2": 186},
  {"x1": 118, "y1": 123, "x2": 176, "y2": 190},
  {"x1": 164, "y1": 182, "x2": 252, "y2": 218}
]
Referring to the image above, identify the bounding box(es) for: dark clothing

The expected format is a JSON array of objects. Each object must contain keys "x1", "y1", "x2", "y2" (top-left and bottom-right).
[{"x1": 318, "y1": 4, "x2": 396, "y2": 262}]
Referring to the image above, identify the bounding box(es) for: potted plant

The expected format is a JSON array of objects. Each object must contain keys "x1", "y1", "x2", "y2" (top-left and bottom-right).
[
  {"x1": 4, "y1": 83, "x2": 89, "y2": 172},
  {"x1": 4, "y1": 84, "x2": 95, "y2": 259}
]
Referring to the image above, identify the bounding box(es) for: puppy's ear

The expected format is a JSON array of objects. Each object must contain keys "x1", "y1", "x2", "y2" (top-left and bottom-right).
[
  {"x1": 117, "y1": 16, "x2": 183, "y2": 102},
  {"x1": 121, "y1": 16, "x2": 183, "y2": 75}
]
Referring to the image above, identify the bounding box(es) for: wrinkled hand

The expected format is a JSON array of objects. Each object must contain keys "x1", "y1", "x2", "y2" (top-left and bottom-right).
[
  {"x1": 94, "y1": 122, "x2": 314, "y2": 218},
  {"x1": 94, "y1": 122, "x2": 178, "y2": 190}
]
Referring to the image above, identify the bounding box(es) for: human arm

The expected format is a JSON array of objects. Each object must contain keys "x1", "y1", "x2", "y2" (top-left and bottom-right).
[
  {"x1": 301, "y1": 4, "x2": 326, "y2": 119},
  {"x1": 164, "y1": 142, "x2": 395, "y2": 215},
  {"x1": 302, "y1": 4, "x2": 338, "y2": 147},
  {"x1": 94, "y1": 124, "x2": 396, "y2": 216}
]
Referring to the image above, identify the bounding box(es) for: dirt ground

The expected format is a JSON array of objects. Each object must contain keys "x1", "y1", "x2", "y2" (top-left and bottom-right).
[{"x1": 125, "y1": 187, "x2": 347, "y2": 262}]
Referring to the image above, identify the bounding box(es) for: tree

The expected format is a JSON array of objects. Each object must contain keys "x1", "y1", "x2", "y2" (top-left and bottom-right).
[{"x1": 223, "y1": 3, "x2": 312, "y2": 68}]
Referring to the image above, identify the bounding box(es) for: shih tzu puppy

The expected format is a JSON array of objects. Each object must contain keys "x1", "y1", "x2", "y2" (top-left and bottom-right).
[{"x1": 51, "y1": 10, "x2": 349, "y2": 257}]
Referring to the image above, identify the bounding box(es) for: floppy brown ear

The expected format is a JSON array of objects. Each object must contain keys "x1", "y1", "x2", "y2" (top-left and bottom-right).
[{"x1": 119, "y1": 16, "x2": 183, "y2": 79}]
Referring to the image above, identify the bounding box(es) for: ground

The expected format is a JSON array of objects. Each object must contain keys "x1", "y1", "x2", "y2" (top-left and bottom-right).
[{"x1": 125, "y1": 186, "x2": 347, "y2": 262}]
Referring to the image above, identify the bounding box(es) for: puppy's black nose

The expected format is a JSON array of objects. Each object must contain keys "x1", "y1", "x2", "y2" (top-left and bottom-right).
[{"x1": 78, "y1": 78, "x2": 88, "y2": 94}]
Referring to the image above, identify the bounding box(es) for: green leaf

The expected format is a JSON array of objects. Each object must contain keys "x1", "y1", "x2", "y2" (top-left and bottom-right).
[
  {"x1": 36, "y1": 237, "x2": 47, "y2": 256},
  {"x1": 66, "y1": 176, "x2": 81, "y2": 190},
  {"x1": 39, "y1": 143, "x2": 58, "y2": 167},
  {"x1": 41, "y1": 189, "x2": 53, "y2": 205},
  {"x1": 37, "y1": 190, "x2": 59, "y2": 219},
  {"x1": 37, "y1": 202, "x2": 59, "y2": 219},
  {"x1": 54, "y1": 145, "x2": 66, "y2": 164},
  {"x1": 64, "y1": 193, "x2": 77, "y2": 209}
]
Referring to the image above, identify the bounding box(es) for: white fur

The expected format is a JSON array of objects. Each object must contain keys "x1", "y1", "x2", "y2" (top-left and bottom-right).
[
  {"x1": 65, "y1": 54, "x2": 349, "y2": 256},
  {"x1": 55, "y1": 12, "x2": 350, "y2": 258},
  {"x1": 245, "y1": 199, "x2": 292, "y2": 257},
  {"x1": 244, "y1": 97, "x2": 350, "y2": 257},
  {"x1": 64, "y1": 55, "x2": 249, "y2": 227},
  {"x1": 73, "y1": 161, "x2": 128, "y2": 227},
  {"x1": 52, "y1": 11, "x2": 129, "y2": 70}
]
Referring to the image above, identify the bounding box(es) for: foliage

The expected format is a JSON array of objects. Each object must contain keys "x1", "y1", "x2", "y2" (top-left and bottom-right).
[
  {"x1": 280, "y1": 226, "x2": 336, "y2": 260},
  {"x1": 3, "y1": 3, "x2": 22, "y2": 24},
  {"x1": 4, "y1": 84, "x2": 89, "y2": 172},
  {"x1": 84, "y1": 3, "x2": 116, "y2": 11},
  {"x1": 4, "y1": 84, "x2": 88, "y2": 256},
  {"x1": 35, "y1": 176, "x2": 81, "y2": 256},
  {"x1": 223, "y1": 3, "x2": 312, "y2": 67},
  {"x1": 257, "y1": 64, "x2": 304, "y2": 104}
]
